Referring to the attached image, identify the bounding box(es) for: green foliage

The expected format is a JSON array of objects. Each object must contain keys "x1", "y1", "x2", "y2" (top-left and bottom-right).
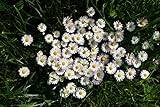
[{"x1": 0, "y1": 0, "x2": 160, "y2": 106}]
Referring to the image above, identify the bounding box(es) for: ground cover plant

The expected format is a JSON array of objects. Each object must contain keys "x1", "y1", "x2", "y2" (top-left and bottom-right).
[{"x1": 0, "y1": 0, "x2": 160, "y2": 106}]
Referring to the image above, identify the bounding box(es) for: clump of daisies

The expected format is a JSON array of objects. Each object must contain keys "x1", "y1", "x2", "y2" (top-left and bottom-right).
[{"x1": 19, "y1": 7, "x2": 152, "y2": 99}]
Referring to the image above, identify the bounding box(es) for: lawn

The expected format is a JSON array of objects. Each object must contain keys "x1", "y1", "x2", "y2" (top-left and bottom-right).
[{"x1": 0, "y1": 0, "x2": 160, "y2": 106}]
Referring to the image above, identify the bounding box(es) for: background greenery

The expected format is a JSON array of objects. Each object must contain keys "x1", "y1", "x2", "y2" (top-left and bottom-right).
[{"x1": 0, "y1": 0, "x2": 160, "y2": 106}]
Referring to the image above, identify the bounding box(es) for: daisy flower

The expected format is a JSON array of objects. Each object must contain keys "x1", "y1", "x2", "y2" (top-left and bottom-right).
[
  {"x1": 153, "y1": 31, "x2": 160, "y2": 40},
  {"x1": 21, "y1": 34, "x2": 33, "y2": 46},
  {"x1": 106, "y1": 62, "x2": 117, "y2": 74},
  {"x1": 138, "y1": 51, "x2": 148, "y2": 62},
  {"x1": 62, "y1": 33, "x2": 70, "y2": 43},
  {"x1": 36, "y1": 55, "x2": 47, "y2": 67},
  {"x1": 75, "y1": 87, "x2": 86, "y2": 99},
  {"x1": 74, "y1": 34, "x2": 84, "y2": 45},
  {"x1": 59, "y1": 58, "x2": 69, "y2": 69},
  {"x1": 63, "y1": 16, "x2": 73, "y2": 26},
  {"x1": 93, "y1": 33, "x2": 103, "y2": 43},
  {"x1": 79, "y1": 16, "x2": 89, "y2": 27},
  {"x1": 108, "y1": 41, "x2": 119, "y2": 49},
  {"x1": 80, "y1": 77, "x2": 90, "y2": 86},
  {"x1": 65, "y1": 23, "x2": 76, "y2": 33},
  {"x1": 113, "y1": 59, "x2": 122, "y2": 68},
  {"x1": 51, "y1": 60, "x2": 60, "y2": 70},
  {"x1": 61, "y1": 41, "x2": 68, "y2": 48},
  {"x1": 48, "y1": 72, "x2": 59, "y2": 85},
  {"x1": 79, "y1": 47, "x2": 90, "y2": 58},
  {"x1": 50, "y1": 48, "x2": 61, "y2": 59},
  {"x1": 66, "y1": 82, "x2": 76, "y2": 94},
  {"x1": 55, "y1": 69, "x2": 66, "y2": 76},
  {"x1": 126, "y1": 68, "x2": 136, "y2": 80},
  {"x1": 89, "y1": 39, "x2": 98, "y2": 48},
  {"x1": 89, "y1": 61, "x2": 100, "y2": 71},
  {"x1": 103, "y1": 32, "x2": 108, "y2": 41},
  {"x1": 87, "y1": 81, "x2": 94, "y2": 89},
  {"x1": 52, "y1": 30, "x2": 60, "y2": 38},
  {"x1": 85, "y1": 31, "x2": 93, "y2": 40},
  {"x1": 86, "y1": 7, "x2": 95, "y2": 17},
  {"x1": 74, "y1": 58, "x2": 81, "y2": 64},
  {"x1": 85, "y1": 68, "x2": 94, "y2": 77},
  {"x1": 97, "y1": 54, "x2": 110, "y2": 64},
  {"x1": 108, "y1": 32, "x2": 116, "y2": 42},
  {"x1": 51, "y1": 39, "x2": 61, "y2": 48},
  {"x1": 137, "y1": 18, "x2": 148, "y2": 27},
  {"x1": 47, "y1": 55, "x2": 56, "y2": 66},
  {"x1": 115, "y1": 31, "x2": 124, "y2": 42},
  {"x1": 44, "y1": 34, "x2": 53, "y2": 43},
  {"x1": 80, "y1": 59, "x2": 89, "y2": 67},
  {"x1": 94, "y1": 71, "x2": 104, "y2": 80},
  {"x1": 131, "y1": 36, "x2": 140, "y2": 45},
  {"x1": 68, "y1": 58, "x2": 74, "y2": 65},
  {"x1": 117, "y1": 47, "x2": 126, "y2": 57},
  {"x1": 113, "y1": 20, "x2": 123, "y2": 31},
  {"x1": 140, "y1": 70, "x2": 150, "y2": 79},
  {"x1": 78, "y1": 67, "x2": 87, "y2": 76},
  {"x1": 132, "y1": 58, "x2": 141, "y2": 68},
  {"x1": 91, "y1": 47, "x2": 99, "y2": 55},
  {"x1": 60, "y1": 87, "x2": 70, "y2": 98},
  {"x1": 126, "y1": 22, "x2": 136, "y2": 32},
  {"x1": 64, "y1": 69, "x2": 75, "y2": 80},
  {"x1": 92, "y1": 79, "x2": 102, "y2": 85},
  {"x1": 92, "y1": 26, "x2": 101, "y2": 33},
  {"x1": 110, "y1": 49, "x2": 117, "y2": 55},
  {"x1": 96, "y1": 18, "x2": 105, "y2": 28},
  {"x1": 88, "y1": 18, "x2": 95, "y2": 27},
  {"x1": 73, "y1": 63, "x2": 82, "y2": 72},
  {"x1": 113, "y1": 52, "x2": 122, "y2": 60},
  {"x1": 74, "y1": 20, "x2": 80, "y2": 29},
  {"x1": 37, "y1": 50, "x2": 43, "y2": 56},
  {"x1": 142, "y1": 41, "x2": 150, "y2": 50},
  {"x1": 125, "y1": 53, "x2": 135, "y2": 65},
  {"x1": 88, "y1": 54, "x2": 97, "y2": 62},
  {"x1": 69, "y1": 34, "x2": 75, "y2": 42},
  {"x1": 74, "y1": 72, "x2": 81, "y2": 79},
  {"x1": 62, "y1": 48, "x2": 72, "y2": 58},
  {"x1": 101, "y1": 43, "x2": 110, "y2": 53},
  {"x1": 68, "y1": 42, "x2": 78, "y2": 54},
  {"x1": 78, "y1": 28, "x2": 86, "y2": 35},
  {"x1": 114, "y1": 70, "x2": 125, "y2": 82},
  {"x1": 37, "y1": 23, "x2": 47, "y2": 33},
  {"x1": 18, "y1": 67, "x2": 30, "y2": 78}
]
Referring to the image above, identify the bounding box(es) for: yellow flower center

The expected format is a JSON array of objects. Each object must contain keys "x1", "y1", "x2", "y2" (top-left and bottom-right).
[
  {"x1": 25, "y1": 37, "x2": 29, "y2": 42},
  {"x1": 97, "y1": 72, "x2": 101, "y2": 77},
  {"x1": 79, "y1": 91, "x2": 83, "y2": 95},
  {"x1": 92, "y1": 64, "x2": 96, "y2": 68},
  {"x1": 101, "y1": 56, "x2": 106, "y2": 61},
  {"x1": 129, "y1": 72, "x2": 132, "y2": 76},
  {"x1": 40, "y1": 57, "x2": 46, "y2": 62},
  {"x1": 118, "y1": 74, "x2": 121, "y2": 77},
  {"x1": 53, "y1": 51, "x2": 58, "y2": 55},
  {"x1": 22, "y1": 69, "x2": 27, "y2": 74},
  {"x1": 70, "y1": 86, "x2": 73, "y2": 90},
  {"x1": 62, "y1": 62, "x2": 65, "y2": 65},
  {"x1": 109, "y1": 66, "x2": 113, "y2": 70},
  {"x1": 77, "y1": 36, "x2": 80, "y2": 40}
]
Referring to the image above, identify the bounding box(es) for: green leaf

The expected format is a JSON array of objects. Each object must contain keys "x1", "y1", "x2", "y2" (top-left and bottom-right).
[
  {"x1": 102, "y1": 3, "x2": 107, "y2": 15},
  {"x1": 0, "y1": 104, "x2": 5, "y2": 107},
  {"x1": 0, "y1": 0, "x2": 9, "y2": 11},
  {"x1": 19, "y1": 104, "x2": 33, "y2": 107},
  {"x1": 15, "y1": 0, "x2": 24, "y2": 10},
  {"x1": 110, "y1": 10, "x2": 117, "y2": 18}
]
